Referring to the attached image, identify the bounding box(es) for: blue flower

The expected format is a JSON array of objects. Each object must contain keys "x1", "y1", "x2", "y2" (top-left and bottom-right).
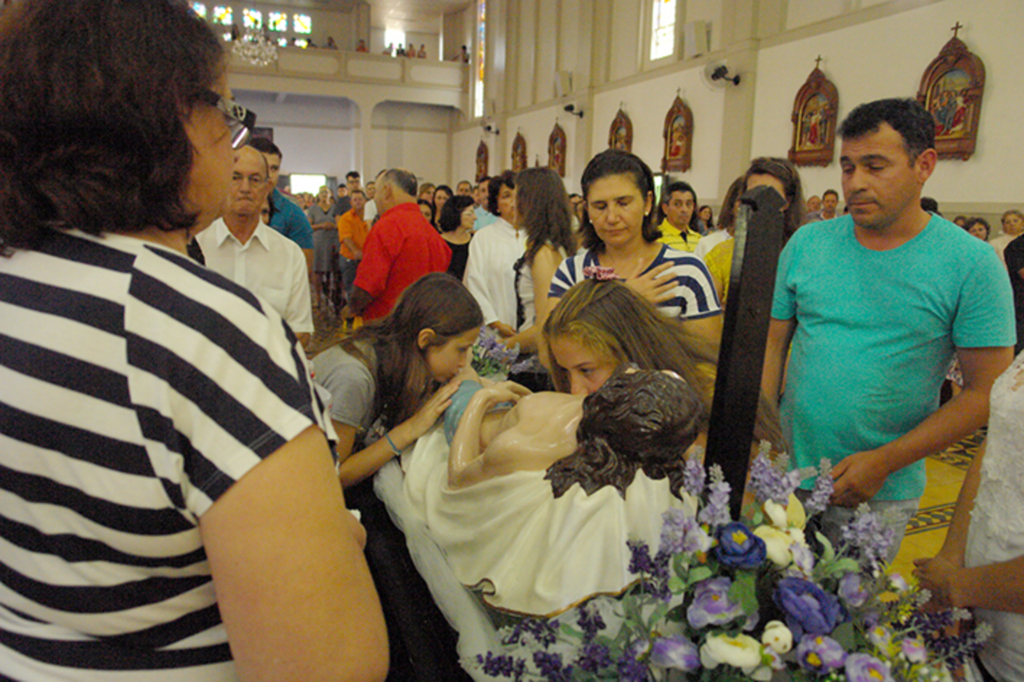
[
  {"x1": 478, "y1": 652, "x2": 525, "y2": 679},
  {"x1": 845, "y1": 653, "x2": 894, "y2": 682},
  {"x1": 713, "y1": 522, "x2": 767, "y2": 570},
  {"x1": 687, "y1": 577, "x2": 744, "y2": 628},
  {"x1": 576, "y1": 603, "x2": 606, "y2": 642},
  {"x1": 649, "y1": 635, "x2": 700, "y2": 672},
  {"x1": 617, "y1": 640, "x2": 650, "y2": 682},
  {"x1": 774, "y1": 577, "x2": 845, "y2": 639},
  {"x1": 795, "y1": 634, "x2": 847, "y2": 674}
]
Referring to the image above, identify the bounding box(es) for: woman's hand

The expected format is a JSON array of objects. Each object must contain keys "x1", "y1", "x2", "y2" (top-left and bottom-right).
[
  {"x1": 399, "y1": 379, "x2": 463, "y2": 442},
  {"x1": 489, "y1": 321, "x2": 517, "y2": 338},
  {"x1": 623, "y1": 261, "x2": 676, "y2": 304},
  {"x1": 472, "y1": 381, "x2": 532, "y2": 408},
  {"x1": 913, "y1": 553, "x2": 963, "y2": 610}
]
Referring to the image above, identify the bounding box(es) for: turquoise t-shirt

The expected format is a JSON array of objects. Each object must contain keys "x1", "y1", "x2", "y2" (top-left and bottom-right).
[{"x1": 772, "y1": 214, "x2": 1015, "y2": 500}]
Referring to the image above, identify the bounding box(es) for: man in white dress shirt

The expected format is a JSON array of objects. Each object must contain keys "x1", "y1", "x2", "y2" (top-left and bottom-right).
[{"x1": 196, "y1": 146, "x2": 313, "y2": 348}]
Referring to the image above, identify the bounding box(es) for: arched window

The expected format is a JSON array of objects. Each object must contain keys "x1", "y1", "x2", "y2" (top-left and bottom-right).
[{"x1": 650, "y1": 0, "x2": 676, "y2": 60}]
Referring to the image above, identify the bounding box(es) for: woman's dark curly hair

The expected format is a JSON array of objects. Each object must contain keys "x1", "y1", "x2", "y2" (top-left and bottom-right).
[
  {"x1": 0, "y1": 0, "x2": 223, "y2": 249},
  {"x1": 546, "y1": 366, "x2": 705, "y2": 499}
]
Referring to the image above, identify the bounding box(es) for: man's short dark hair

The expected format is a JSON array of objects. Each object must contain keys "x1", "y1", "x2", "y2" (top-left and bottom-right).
[
  {"x1": 659, "y1": 181, "x2": 699, "y2": 230},
  {"x1": 838, "y1": 98, "x2": 936, "y2": 162},
  {"x1": 378, "y1": 168, "x2": 417, "y2": 197},
  {"x1": 346, "y1": 171, "x2": 361, "y2": 181},
  {"x1": 350, "y1": 189, "x2": 365, "y2": 198},
  {"x1": 0, "y1": 0, "x2": 223, "y2": 247},
  {"x1": 248, "y1": 136, "x2": 282, "y2": 159},
  {"x1": 822, "y1": 189, "x2": 839, "y2": 201}
]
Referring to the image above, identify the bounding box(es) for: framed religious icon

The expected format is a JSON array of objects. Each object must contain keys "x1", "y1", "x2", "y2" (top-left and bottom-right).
[
  {"x1": 608, "y1": 109, "x2": 632, "y2": 152},
  {"x1": 475, "y1": 140, "x2": 489, "y2": 182},
  {"x1": 548, "y1": 123, "x2": 566, "y2": 177},
  {"x1": 511, "y1": 132, "x2": 527, "y2": 172},
  {"x1": 788, "y1": 60, "x2": 838, "y2": 167},
  {"x1": 661, "y1": 96, "x2": 693, "y2": 173},
  {"x1": 916, "y1": 24, "x2": 985, "y2": 161}
]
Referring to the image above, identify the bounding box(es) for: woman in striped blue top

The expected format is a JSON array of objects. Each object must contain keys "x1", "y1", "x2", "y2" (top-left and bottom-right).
[
  {"x1": 547, "y1": 150, "x2": 723, "y2": 342},
  {"x1": 0, "y1": 1, "x2": 387, "y2": 680}
]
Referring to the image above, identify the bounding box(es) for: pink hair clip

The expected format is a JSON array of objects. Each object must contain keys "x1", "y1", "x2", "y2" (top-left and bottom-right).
[{"x1": 582, "y1": 265, "x2": 617, "y2": 281}]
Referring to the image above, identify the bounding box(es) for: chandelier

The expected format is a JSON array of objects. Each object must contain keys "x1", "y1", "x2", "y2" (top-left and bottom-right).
[{"x1": 232, "y1": 29, "x2": 278, "y2": 67}]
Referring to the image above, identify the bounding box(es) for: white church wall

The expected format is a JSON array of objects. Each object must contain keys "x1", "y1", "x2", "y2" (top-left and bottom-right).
[
  {"x1": 505, "y1": 106, "x2": 586, "y2": 192},
  {"x1": 591, "y1": 68, "x2": 727, "y2": 202},
  {"x1": 452, "y1": 128, "x2": 493, "y2": 185},
  {"x1": 752, "y1": 0, "x2": 1023, "y2": 207}
]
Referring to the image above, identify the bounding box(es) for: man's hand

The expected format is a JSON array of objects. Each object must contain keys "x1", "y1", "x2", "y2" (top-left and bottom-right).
[{"x1": 830, "y1": 448, "x2": 891, "y2": 507}]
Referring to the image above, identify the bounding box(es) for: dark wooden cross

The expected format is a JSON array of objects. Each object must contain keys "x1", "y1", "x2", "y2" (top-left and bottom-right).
[
  {"x1": 703, "y1": 185, "x2": 786, "y2": 518},
  {"x1": 814, "y1": 55, "x2": 823, "y2": 70},
  {"x1": 951, "y1": 21, "x2": 963, "y2": 39}
]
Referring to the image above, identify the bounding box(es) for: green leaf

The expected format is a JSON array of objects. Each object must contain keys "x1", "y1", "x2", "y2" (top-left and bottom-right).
[
  {"x1": 686, "y1": 565, "x2": 713, "y2": 588},
  {"x1": 831, "y1": 621, "x2": 856, "y2": 649},
  {"x1": 817, "y1": 531, "x2": 836, "y2": 562},
  {"x1": 751, "y1": 510, "x2": 764, "y2": 526},
  {"x1": 728, "y1": 571, "x2": 759, "y2": 615}
]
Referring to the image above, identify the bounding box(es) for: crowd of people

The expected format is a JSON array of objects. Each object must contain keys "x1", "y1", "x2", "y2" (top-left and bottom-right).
[{"x1": 2, "y1": 2, "x2": 1024, "y2": 680}]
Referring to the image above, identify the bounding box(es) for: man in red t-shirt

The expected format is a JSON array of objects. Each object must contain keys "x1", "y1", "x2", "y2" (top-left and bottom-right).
[{"x1": 348, "y1": 168, "x2": 451, "y2": 320}]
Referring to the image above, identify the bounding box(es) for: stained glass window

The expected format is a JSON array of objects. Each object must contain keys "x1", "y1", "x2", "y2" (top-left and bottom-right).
[
  {"x1": 191, "y1": 3, "x2": 206, "y2": 18},
  {"x1": 473, "y1": 0, "x2": 486, "y2": 118},
  {"x1": 243, "y1": 8, "x2": 262, "y2": 30},
  {"x1": 276, "y1": 37, "x2": 289, "y2": 47},
  {"x1": 293, "y1": 14, "x2": 311, "y2": 34},
  {"x1": 293, "y1": 38, "x2": 309, "y2": 48},
  {"x1": 212, "y1": 6, "x2": 232, "y2": 25},
  {"x1": 650, "y1": 0, "x2": 676, "y2": 60},
  {"x1": 268, "y1": 12, "x2": 287, "y2": 32}
]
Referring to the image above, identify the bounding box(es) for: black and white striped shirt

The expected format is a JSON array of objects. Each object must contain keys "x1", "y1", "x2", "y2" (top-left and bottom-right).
[{"x1": 0, "y1": 230, "x2": 330, "y2": 680}]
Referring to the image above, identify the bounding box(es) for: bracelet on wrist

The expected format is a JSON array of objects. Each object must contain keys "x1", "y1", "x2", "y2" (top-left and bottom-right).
[{"x1": 384, "y1": 431, "x2": 402, "y2": 457}]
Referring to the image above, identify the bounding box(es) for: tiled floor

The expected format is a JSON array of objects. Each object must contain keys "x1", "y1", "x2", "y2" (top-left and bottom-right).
[{"x1": 890, "y1": 428, "x2": 985, "y2": 577}]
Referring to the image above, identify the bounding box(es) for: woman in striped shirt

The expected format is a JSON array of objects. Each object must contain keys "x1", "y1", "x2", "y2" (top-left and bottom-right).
[{"x1": 0, "y1": 1, "x2": 386, "y2": 680}]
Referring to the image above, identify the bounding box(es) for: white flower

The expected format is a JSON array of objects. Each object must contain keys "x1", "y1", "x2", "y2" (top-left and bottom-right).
[
  {"x1": 761, "y1": 620, "x2": 793, "y2": 654},
  {"x1": 787, "y1": 526, "x2": 807, "y2": 547},
  {"x1": 763, "y1": 499, "x2": 789, "y2": 528},
  {"x1": 754, "y1": 526, "x2": 793, "y2": 567},
  {"x1": 699, "y1": 633, "x2": 763, "y2": 670},
  {"x1": 889, "y1": 573, "x2": 909, "y2": 593}
]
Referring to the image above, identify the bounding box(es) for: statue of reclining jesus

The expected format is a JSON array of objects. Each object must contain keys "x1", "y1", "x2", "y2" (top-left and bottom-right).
[{"x1": 402, "y1": 367, "x2": 706, "y2": 618}]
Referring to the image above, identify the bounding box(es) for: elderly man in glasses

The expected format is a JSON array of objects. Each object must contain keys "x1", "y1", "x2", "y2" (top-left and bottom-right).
[{"x1": 195, "y1": 145, "x2": 313, "y2": 349}]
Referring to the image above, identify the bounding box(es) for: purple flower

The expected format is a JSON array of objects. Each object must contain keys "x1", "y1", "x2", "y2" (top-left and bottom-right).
[
  {"x1": 838, "y1": 572, "x2": 870, "y2": 608},
  {"x1": 478, "y1": 652, "x2": 525, "y2": 679},
  {"x1": 504, "y1": 618, "x2": 560, "y2": 647},
  {"x1": 660, "y1": 508, "x2": 711, "y2": 555},
  {"x1": 841, "y1": 505, "x2": 896, "y2": 567},
  {"x1": 795, "y1": 634, "x2": 847, "y2": 674},
  {"x1": 845, "y1": 653, "x2": 894, "y2": 682},
  {"x1": 805, "y1": 459, "x2": 834, "y2": 515},
  {"x1": 687, "y1": 577, "x2": 744, "y2": 628},
  {"x1": 698, "y1": 465, "x2": 731, "y2": 527},
  {"x1": 714, "y1": 522, "x2": 767, "y2": 570},
  {"x1": 748, "y1": 451, "x2": 804, "y2": 504},
  {"x1": 627, "y1": 539, "x2": 670, "y2": 599},
  {"x1": 791, "y1": 542, "x2": 815, "y2": 574},
  {"x1": 649, "y1": 635, "x2": 700, "y2": 672},
  {"x1": 576, "y1": 603, "x2": 606, "y2": 642},
  {"x1": 774, "y1": 577, "x2": 845, "y2": 639},
  {"x1": 683, "y1": 456, "x2": 706, "y2": 497},
  {"x1": 533, "y1": 651, "x2": 572, "y2": 682},
  {"x1": 617, "y1": 640, "x2": 649, "y2": 682},
  {"x1": 576, "y1": 642, "x2": 613, "y2": 673}
]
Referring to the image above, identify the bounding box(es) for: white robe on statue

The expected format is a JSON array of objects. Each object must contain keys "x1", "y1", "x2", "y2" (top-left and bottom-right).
[{"x1": 402, "y1": 428, "x2": 696, "y2": 617}]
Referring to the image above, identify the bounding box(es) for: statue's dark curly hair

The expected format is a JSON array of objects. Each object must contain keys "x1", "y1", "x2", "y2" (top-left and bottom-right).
[{"x1": 545, "y1": 366, "x2": 705, "y2": 499}]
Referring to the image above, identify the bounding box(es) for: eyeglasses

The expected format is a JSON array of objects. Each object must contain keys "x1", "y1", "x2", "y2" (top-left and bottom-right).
[{"x1": 197, "y1": 90, "x2": 256, "y2": 149}]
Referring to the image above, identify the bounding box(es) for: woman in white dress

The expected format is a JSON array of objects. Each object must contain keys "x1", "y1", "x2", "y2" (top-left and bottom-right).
[{"x1": 915, "y1": 350, "x2": 1024, "y2": 681}]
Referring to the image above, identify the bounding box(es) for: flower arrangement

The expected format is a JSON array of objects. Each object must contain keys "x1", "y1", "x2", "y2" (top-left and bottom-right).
[
  {"x1": 471, "y1": 327, "x2": 531, "y2": 379},
  {"x1": 474, "y1": 445, "x2": 990, "y2": 681}
]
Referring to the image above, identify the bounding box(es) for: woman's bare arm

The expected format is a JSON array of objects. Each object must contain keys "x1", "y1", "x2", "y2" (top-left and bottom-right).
[
  {"x1": 448, "y1": 383, "x2": 529, "y2": 489},
  {"x1": 200, "y1": 425, "x2": 388, "y2": 682}
]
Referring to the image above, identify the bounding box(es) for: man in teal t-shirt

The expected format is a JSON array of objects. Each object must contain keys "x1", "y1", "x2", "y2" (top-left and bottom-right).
[{"x1": 764, "y1": 99, "x2": 1015, "y2": 561}]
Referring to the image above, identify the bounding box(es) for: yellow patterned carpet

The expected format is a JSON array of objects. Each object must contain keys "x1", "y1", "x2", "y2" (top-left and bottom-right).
[{"x1": 890, "y1": 428, "x2": 986, "y2": 577}]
